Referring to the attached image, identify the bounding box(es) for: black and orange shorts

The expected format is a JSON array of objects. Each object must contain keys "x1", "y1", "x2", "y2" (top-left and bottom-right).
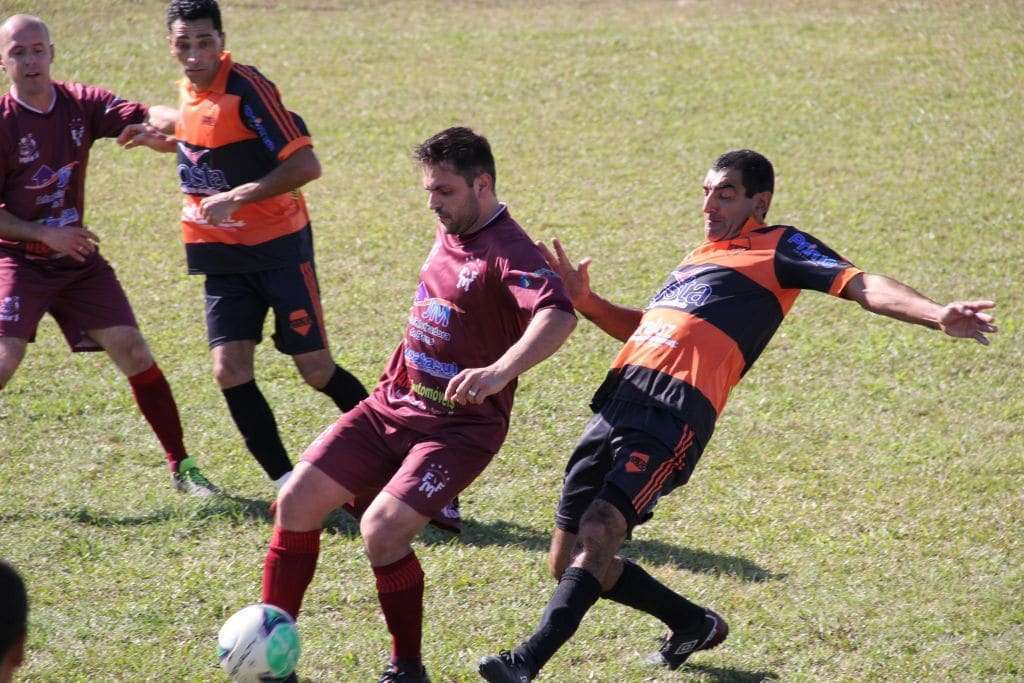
[
  {"x1": 555, "y1": 399, "x2": 713, "y2": 534},
  {"x1": 203, "y1": 260, "x2": 327, "y2": 355}
]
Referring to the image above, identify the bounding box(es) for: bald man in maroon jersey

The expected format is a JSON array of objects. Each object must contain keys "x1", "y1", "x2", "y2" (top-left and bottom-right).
[{"x1": 0, "y1": 14, "x2": 216, "y2": 496}]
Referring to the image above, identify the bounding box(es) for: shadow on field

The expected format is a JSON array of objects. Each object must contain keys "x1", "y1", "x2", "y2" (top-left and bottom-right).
[
  {"x1": 430, "y1": 518, "x2": 782, "y2": 583},
  {"x1": 686, "y1": 663, "x2": 779, "y2": 682}
]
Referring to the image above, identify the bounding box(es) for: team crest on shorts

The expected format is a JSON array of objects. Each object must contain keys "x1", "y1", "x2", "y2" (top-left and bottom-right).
[
  {"x1": 418, "y1": 463, "x2": 451, "y2": 498},
  {"x1": 625, "y1": 451, "x2": 650, "y2": 474},
  {"x1": 288, "y1": 309, "x2": 312, "y2": 336},
  {"x1": 0, "y1": 296, "x2": 21, "y2": 322}
]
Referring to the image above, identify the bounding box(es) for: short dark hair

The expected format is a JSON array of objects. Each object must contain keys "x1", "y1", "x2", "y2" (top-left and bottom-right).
[
  {"x1": 166, "y1": 0, "x2": 223, "y2": 33},
  {"x1": 712, "y1": 149, "x2": 774, "y2": 197},
  {"x1": 0, "y1": 561, "x2": 28, "y2": 661},
  {"x1": 414, "y1": 126, "x2": 496, "y2": 189}
]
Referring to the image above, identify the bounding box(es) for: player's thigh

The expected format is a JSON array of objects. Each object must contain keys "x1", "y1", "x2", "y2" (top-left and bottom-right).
[
  {"x1": 261, "y1": 262, "x2": 329, "y2": 357},
  {"x1": 300, "y1": 401, "x2": 411, "y2": 505},
  {"x1": 50, "y1": 256, "x2": 138, "y2": 353},
  {"x1": 601, "y1": 412, "x2": 707, "y2": 531},
  {"x1": 0, "y1": 337, "x2": 28, "y2": 387},
  {"x1": 0, "y1": 254, "x2": 61, "y2": 350},
  {"x1": 276, "y1": 461, "x2": 356, "y2": 531},
  {"x1": 203, "y1": 273, "x2": 268, "y2": 350},
  {"x1": 554, "y1": 407, "x2": 621, "y2": 536},
  {"x1": 381, "y1": 428, "x2": 497, "y2": 521},
  {"x1": 87, "y1": 325, "x2": 153, "y2": 376}
]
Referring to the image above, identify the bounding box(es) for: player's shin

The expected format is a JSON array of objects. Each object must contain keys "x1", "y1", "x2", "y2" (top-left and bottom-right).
[
  {"x1": 262, "y1": 526, "x2": 321, "y2": 619},
  {"x1": 373, "y1": 551, "x2": 426, "y2": 672}
]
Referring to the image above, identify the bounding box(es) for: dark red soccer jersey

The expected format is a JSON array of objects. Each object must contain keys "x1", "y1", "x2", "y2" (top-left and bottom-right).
[
  {"x1": 367, "y1": 206, "x2": 574, "y2": 447},
  {"x1": 592, "y1": 217, "x2": 863, "y2": 437},
  {"x1": 0, "y1": 82, "x2": 147, "y2": 258}
]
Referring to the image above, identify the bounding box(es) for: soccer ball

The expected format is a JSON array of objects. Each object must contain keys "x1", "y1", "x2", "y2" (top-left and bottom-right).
[{"x1": 217, "y1": 604, "x2": 301, "y2": 682}]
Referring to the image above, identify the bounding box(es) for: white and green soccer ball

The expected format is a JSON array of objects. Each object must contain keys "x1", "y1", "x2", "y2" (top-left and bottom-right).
[{"x1": 217, "y1": 604, "x2": 300, "y2": 682}]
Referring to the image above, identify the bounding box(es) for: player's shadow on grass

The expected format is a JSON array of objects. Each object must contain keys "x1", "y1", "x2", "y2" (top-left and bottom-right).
[
  {"x1": 685, "y1": 663, "x2": 779, "y2": 682},
  {"x1": 432, "y1": 517, "x2": 782, "y2": 583}
]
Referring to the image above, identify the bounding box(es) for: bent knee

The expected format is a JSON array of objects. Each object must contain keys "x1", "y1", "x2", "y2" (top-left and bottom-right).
[{"x1": 300, "y1": 364, "x2": 334, "y2": 390}]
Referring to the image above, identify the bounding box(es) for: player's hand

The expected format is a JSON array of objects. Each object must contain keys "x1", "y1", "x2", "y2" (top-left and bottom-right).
[
  {"x1": 444, "y1": 366, "x2": 512, "y2": 405},
  {"x1": 199, "y1": 192, "x2": 242, "y2": 226},
  {"x1": 938, "y1": 300, "x2": 997, "y2": 345},
  {"x1": 117, "y1": 123, "x2": 175, "y2": 152},
  {"x1": 40, "y1": 225, "x2": 99, "y2": 262},
  {"x1": 537, "y1": 238, "x2": 592, "y2": 307}
]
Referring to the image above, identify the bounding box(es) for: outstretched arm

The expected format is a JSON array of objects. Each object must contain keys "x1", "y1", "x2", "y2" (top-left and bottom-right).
[
  {"x1": 444, "y1": 307, "x2": 577, "y2": 405},
  {"x1": 538, "y1": 238, "x2": 642, "y2": 343},
  {"x1": 841, "y1": 272, "x2": 997, "y2": 345}
]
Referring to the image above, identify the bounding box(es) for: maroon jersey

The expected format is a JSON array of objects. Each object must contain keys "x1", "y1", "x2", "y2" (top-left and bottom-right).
[
  {"x1": 0, "y1": 81, "x2": 147, "y2": 258},
  {"x1": 367, "y1": 206, "x2": 573, "y2": 444}
]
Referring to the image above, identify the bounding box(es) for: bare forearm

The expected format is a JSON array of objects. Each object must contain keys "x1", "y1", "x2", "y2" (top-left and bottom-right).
[
  {"x1": 846, "y1": 273, "x2": 942, "y2": 329},
  {"x1": 0, "y1": 208, "x2": 45, "y2": 242},
  {"x1": 227, "y1": 147, "x2": 320, "y2": 204},
  {"x1": 492, "y1": 308, "x2": 577, "y2": 381},
  {"x1": 574, "y1": 292, "x2": 643, "y2": 342}
]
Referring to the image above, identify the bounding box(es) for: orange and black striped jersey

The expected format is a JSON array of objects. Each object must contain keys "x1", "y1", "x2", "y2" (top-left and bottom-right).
[
  {"x1": 591, "y1": 217, "x2": 863, "y2": 435},
  {"x1": 175, "y1": 52, "x2": 314, "y2": 274}
]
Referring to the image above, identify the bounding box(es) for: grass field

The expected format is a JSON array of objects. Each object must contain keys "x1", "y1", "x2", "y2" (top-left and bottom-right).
[{"x1": 0, "y1": 0, "x2": 1021, "y2": 680}]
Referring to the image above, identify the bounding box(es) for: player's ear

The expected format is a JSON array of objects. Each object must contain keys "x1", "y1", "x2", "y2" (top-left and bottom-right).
[
  {"x1": 475, "y1": 173, "x2": 493, "y2": 196},
  {"x1": 754, "y1": 191, "x2": 772, "y2": 221}
]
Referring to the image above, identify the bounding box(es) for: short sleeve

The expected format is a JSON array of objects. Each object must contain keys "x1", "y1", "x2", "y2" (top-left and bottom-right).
[
  {"x1": 234, "y1": 66, "x2": 312, "y2": 162},
  {"x1": 498, "y1": 237, "x2": 575, "y2": 320},
  {"x1": 84, "y1": 85, "x2": 148, "y2": 139},
  {"x1": 774, "y1": 227, "x2": 862, "y2": 296}
]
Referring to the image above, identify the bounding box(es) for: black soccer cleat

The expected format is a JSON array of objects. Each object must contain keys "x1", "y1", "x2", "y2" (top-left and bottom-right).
[
  {"x1": 378, "y1": 664, "x2": 432, "y2": 682},
  {"x1": 477, "y1": 650, "x2": 533, "y2": 683},
  {"x1": 647, "y1": 608, "x2": 729, "y2": 670}
]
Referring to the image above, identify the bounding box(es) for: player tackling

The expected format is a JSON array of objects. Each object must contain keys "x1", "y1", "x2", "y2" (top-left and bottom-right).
[{"x1": 478, "y1": 149, "x2": 997, "y2": 681}]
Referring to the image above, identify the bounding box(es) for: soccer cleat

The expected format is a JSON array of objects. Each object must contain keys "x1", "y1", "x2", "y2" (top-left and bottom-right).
[
  {"x1": 428, "y1": 496, "x2": 462, "y2": 534},
  {"x1": 646, "y1": 608, "x2": 729, "y2": 670},
  {"x1": 477, "y1": 650, "x2": 533, "y2": 683},
  {"x1": 377, "y1": 664, "x2": 431, "y2": 682},
  {"x1": 171, "y1": 457, "x2": 220, "y2": 498}
]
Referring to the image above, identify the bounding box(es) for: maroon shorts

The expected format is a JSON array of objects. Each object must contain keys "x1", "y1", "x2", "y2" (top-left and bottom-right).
[
  {"x1": 302, "y1": 399, "x2": 503, "y2": 519},
  {"x1": 0, "y1": 249, "x2": 137, "y2": 351}
]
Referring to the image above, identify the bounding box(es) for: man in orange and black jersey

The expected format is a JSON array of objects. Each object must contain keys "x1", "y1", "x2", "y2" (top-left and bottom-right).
[
  {"x1": 120, "y1": 0, "x2": 370, "y2": 502},
  {"x1": 478, "y1": 150, "x2": 998, "y2": 682}
]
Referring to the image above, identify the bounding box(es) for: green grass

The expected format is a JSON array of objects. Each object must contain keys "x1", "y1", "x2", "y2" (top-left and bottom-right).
[{"x1": 1, "y1": 0, "x2": 1021, "y2": 680}]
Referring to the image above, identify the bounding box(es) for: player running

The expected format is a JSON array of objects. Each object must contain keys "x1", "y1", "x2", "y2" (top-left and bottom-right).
[
  {"x1": 478, "y1": 149, "x2": 997, "y2": 681},
  {"x1": 0, "y1": 14, "x2": 216, "y2": 496},
  {"x1": 260, "y1": 127, "x2": 576, "y2": 682}
]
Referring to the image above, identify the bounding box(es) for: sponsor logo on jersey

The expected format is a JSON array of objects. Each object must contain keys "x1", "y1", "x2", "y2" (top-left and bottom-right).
[
  {"x1": 787, "y1": 231, "x2": 841, "y2": 268},
  {"x1": 69, "y1": 117, "x2": 85, "y2": 147},
  {"x1": 411, "y1": 381, "x2": 456, "y2": 409},
  {"x1": 26, "y1": 161, "x2": 77, "y2": 191},
  {"x1": 649, "y1": 268, "x2": 714, "y2": 310},
  {"x1": 243, "y1": 104, "x2": 276, "y2": 152},
  {"x1": 625, "y1": 451, "x2": 650, "y2": 474},
  {"x1": 289, "y1": 309, "x2": 312, "y2": 336},
  {"x1": 417, "y1": 462, "x2": 451, "y2": 498},
  {"x1": 404, "y1": 348, "x2": 459, "y2": 380},
  {"x1": 178, "y1": 162, "x2": 230, "y2": 196},
  {"x1": 0, "y1": 296, "x2": 20, "y2": 322},
  {"x1": 39, "y1": 208, "x2": 80, "y2": 228},
  {"x1": 628, "y1": 320, "x2": 679, "y2": 349},
  {"x1": 17, "y1": 134, "x2": 39, "y2": 164}
]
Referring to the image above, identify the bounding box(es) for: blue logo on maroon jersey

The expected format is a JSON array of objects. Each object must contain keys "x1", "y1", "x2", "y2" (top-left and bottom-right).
[{"x1": 26, "y1": 161, "x2": 77, "y2": 190}]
